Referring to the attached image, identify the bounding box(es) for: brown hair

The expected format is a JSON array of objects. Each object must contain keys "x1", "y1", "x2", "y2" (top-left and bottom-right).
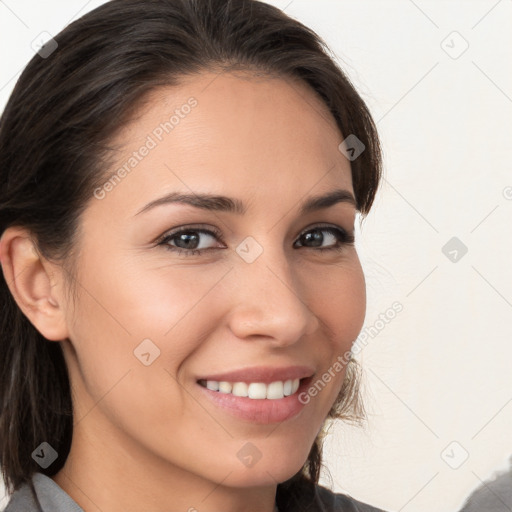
[{"x1": 0, "y1": 0, "x2": 382, "y2": 509}]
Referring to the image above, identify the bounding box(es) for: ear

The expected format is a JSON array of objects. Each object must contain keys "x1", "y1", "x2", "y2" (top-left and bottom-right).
[{"x1": 0, "y1": 226, "x2": 70, "y2": 341}]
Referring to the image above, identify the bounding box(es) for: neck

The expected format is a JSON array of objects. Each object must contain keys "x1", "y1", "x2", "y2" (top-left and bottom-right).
[{"x1": 52, "y1": 414, "x2": 278, "y2": 512}]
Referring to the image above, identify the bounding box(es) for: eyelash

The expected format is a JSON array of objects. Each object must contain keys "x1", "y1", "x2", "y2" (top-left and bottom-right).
[{"x1": 156, "y1": 223, "x2": 355, "y2": 257}]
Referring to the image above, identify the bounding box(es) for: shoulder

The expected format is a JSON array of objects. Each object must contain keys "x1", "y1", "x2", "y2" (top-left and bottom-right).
[
  {"x1": 3, "y1": 481, "x2": 36, "y2": 512},
  {"x1": 459, "y1": 469, "x2": 512, "y2": 512},
  {"x1": 312, "y1": 483, "x2": 387, "y2": 512},
  {"x1": 3, "y1": 472, "x2": 84, "y2": 512}
]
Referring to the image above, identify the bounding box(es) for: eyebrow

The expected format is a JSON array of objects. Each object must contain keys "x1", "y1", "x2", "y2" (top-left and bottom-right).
[{"x1": 135, "y1": 188, "x2": 358, "y2": 217}]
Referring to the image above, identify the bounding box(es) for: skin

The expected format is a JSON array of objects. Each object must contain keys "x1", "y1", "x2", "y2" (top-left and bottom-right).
[{"x1": 0, "y1": 71, "x2": 366, "y2": 512}]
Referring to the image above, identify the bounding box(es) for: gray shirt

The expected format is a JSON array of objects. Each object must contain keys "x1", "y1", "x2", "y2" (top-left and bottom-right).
[
  {"x1": 2, "y1": 472, "x2": 386, "y2": 512},
  {"x1": 3, "y1": 472, "x2": 83, "y2": 512}
]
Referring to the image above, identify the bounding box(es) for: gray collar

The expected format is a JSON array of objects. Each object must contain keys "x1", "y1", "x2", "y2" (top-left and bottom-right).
[
  {"x1": 5, "y1": 472, "x2": 280, "y2": 512},
  {"x1": 4, "y1": 472, "x2": 84, "y2": 512}
]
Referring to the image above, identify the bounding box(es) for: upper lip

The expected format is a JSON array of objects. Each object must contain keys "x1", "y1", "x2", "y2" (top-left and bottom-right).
[{"x1": 197, "y1": 365, "x2": 315, "y2": 384}]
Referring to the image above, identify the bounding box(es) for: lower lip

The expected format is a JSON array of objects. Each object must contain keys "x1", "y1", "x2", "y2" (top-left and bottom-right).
[{"x1": 196, "y1": 377, "x2": 312, "y2": 424}]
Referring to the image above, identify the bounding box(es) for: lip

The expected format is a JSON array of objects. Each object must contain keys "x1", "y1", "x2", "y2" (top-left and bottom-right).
[
  {"x1": 196, "y1": 365, "x2": 315, "y2": 384},
  {"x1": 197, "y1": 375, "x2": 313, "y2": 424}
]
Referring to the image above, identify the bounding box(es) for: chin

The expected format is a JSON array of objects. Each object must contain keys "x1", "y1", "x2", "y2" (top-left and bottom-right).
[{"x1": 224, "y1": 451, "x2": 310, "y2": 488}]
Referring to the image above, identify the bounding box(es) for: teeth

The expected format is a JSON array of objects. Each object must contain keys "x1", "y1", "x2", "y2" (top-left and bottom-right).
[
  {"x1": 206, "y1": 381, "x2": 219, "y2": 391},
  {"x1": 232, "y1": 382, "x2": 248, "y2": 397},
  {"x1": 218, "y1": 381, "x2": 232, "y2": 394},
  {"x1": 248, "y1": 382, "x2": 267, "y2": 399},
  {"x1": 201, "y1": 378, "x2": 301, "y2": 399},
  {"x1": 266, "y1": 381, "x2": 284, "y2": 400}
]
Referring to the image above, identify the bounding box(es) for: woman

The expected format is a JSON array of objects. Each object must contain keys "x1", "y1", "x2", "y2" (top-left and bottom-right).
[{"x1": 0, "y1": 0, "x2": 384, "y2": 510}]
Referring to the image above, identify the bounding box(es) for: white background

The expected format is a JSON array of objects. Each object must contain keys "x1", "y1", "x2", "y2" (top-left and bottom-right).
[{"x1": 1, "y1": 1, "x2": 511, "y2": 511}]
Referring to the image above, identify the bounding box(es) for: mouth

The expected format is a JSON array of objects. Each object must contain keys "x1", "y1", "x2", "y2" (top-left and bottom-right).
[
  {"x1": 195, "y1": 366, "x2": 315, "y2": 424},
  {"x1": 197, "y1": 377, "x2": 307, "y2": 400},
  {"x1": 196, "y1": 365, "x2": 314, "y2": 399}
]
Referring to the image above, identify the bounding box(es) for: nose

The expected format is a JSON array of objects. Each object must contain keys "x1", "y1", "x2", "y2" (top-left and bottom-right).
[{"x1": 226, "y1": 247, "x2": 319, "y2": 347}]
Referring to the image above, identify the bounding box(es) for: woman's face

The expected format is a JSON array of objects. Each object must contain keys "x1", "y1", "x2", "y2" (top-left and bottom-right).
[{"x1": 56, "y1": 71, "x2": 366, "y2": 494}]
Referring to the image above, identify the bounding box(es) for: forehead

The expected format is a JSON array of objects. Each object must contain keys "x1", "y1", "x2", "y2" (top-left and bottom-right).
[{"x1": 97, "y1": 71, "x2": 353, "y2": 215}]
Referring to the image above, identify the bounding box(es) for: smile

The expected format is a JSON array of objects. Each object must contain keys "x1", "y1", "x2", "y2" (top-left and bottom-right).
[{"x1": 198, "y1": 378, "x2": 301, "y2": 399}]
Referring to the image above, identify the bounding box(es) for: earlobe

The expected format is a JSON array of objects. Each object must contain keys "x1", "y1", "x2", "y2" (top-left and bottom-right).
[{"x1": 0, "y1": 226, "x2": 69, "y2": 341}]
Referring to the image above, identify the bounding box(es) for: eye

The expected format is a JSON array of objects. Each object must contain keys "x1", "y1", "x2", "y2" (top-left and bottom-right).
[
  {"x1": 157, "y1": 225, "x2": 224, "y2": 256},
  {"x1": 294, "y1": 225, "x2": 355, "y2": 252}
]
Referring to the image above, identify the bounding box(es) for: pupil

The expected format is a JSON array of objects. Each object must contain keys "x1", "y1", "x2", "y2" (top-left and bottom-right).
[
  {"x1": 303, "y1": 230, "x2": 323, "y2": 247},
  {"x1": 177, "y1": 232, "x2": 199, "y2": 249}
]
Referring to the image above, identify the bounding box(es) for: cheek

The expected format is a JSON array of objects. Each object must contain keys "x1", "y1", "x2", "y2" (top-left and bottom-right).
[
  {"x1": 64, "y1": 254, "x2": 232, "y2": 406},
  {"x1": 310, "y1": 255, "x2": 366, "y2": 346},
  {"x1": 63, "y1": 260, "x2": 216, "y2": 453},
  {"x1": 70, "y1": 251, "x2": 230, "y2": 342},
  {"x1": 302, "y1": 256, "x2": 366, "y2": 405}
]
